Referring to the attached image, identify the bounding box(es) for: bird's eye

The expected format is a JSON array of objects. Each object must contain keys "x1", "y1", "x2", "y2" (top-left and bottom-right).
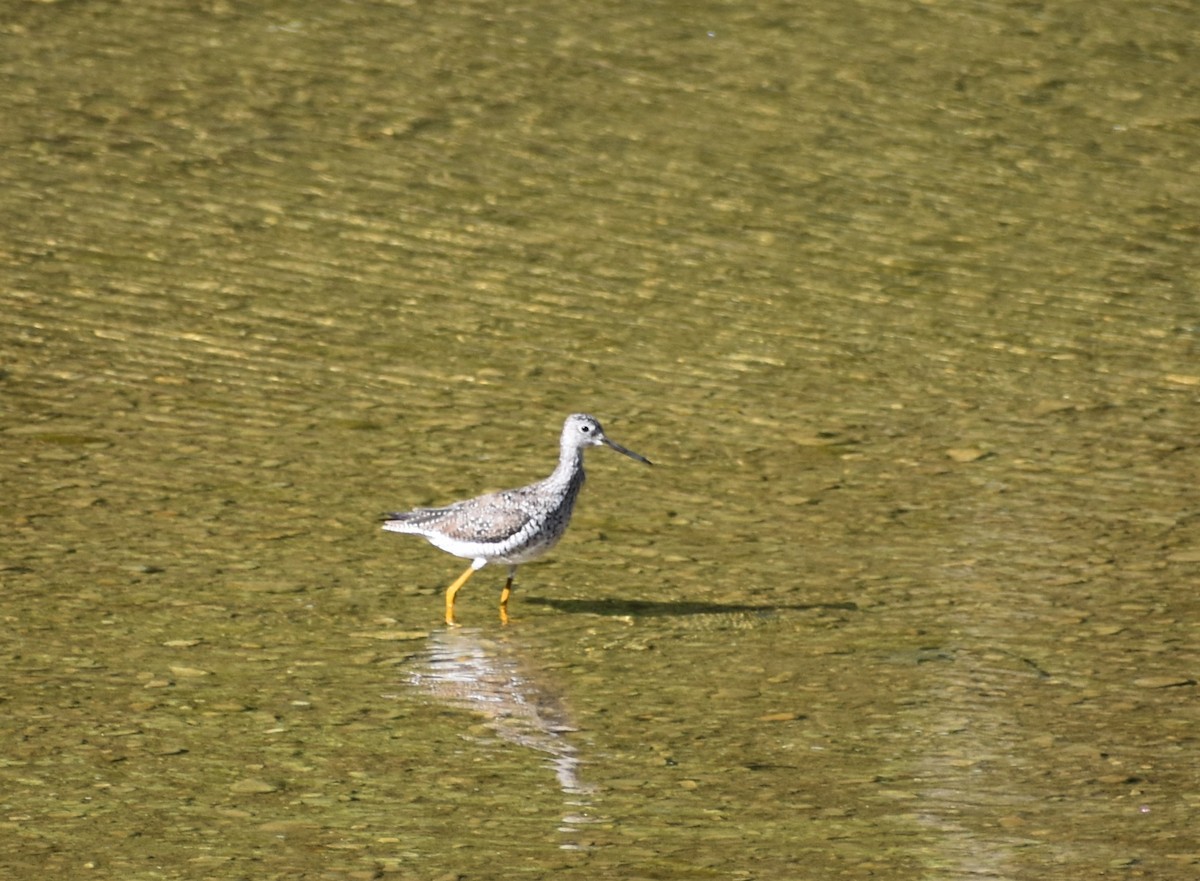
[{"x1": 580, "y1": 425, "x2": 591, "y2": 433}]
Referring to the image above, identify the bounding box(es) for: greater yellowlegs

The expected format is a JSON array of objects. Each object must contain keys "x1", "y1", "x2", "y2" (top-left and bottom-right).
[{"x1": 382, "y1": 413, "x2": 651, "y2": 625}]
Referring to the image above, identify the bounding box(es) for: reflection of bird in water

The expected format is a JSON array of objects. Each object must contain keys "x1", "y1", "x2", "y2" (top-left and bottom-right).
[
  {"x1": 381, "y1": 414, "x2": 651, "y2": 625},
  {"x1": 404, "y1": 628, "x2": 593, "y2": 806}
]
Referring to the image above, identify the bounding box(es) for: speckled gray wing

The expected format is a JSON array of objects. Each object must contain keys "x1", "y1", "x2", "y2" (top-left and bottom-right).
[{"x1": 384, "y1": 487, "x2": 538, "y2": 544}]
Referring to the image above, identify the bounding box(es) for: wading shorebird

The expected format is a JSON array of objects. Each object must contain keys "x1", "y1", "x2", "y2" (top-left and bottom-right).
[{"x1": 382, "y1": 413, "x2": 651, "y2": 625}]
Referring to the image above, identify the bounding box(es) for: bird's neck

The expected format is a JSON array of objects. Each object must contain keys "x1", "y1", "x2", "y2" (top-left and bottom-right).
[{"x1": 545, "y1": 446, "x2": 586, "y2": 493}]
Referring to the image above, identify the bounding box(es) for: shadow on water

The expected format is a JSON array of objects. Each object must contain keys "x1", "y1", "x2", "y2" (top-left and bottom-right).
[
  {"x1": 392, "y1": 628, "x2": 598, "y2": 849},
  {"x1": 519, "y1": 596, "x2": 859, "y2": 620}
]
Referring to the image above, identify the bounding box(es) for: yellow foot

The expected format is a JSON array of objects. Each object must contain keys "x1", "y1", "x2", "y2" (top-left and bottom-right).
[
  {"x1": 499, "y1": 576, "x2": 514, "y2": 625},
  {"x1": 444, "y1": 563, "x2": 477, "y2": 628}
]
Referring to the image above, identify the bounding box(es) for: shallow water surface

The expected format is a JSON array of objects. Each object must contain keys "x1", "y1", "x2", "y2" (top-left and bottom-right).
[{"x1": 3, "y1": 1, "x2": 1199, "y2": 879}]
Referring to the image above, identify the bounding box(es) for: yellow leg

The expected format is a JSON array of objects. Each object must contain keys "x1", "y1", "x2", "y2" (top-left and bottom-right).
[
  {"x1": 444, "y1": 564, "x2": 477, "y2": 626},
  {"x1": 498, "y1": 572, "x2": 515, "y2": 625}
]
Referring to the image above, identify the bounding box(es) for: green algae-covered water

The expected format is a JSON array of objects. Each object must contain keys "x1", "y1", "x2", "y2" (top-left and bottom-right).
[{"x1": 3, "y1": 1, "x2": 1198, "y2": 878}]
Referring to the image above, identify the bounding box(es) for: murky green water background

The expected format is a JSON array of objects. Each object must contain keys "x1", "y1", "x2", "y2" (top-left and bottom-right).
[{"x1": 3, "y1": 1, "x2": 1198, "y2": 878}]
